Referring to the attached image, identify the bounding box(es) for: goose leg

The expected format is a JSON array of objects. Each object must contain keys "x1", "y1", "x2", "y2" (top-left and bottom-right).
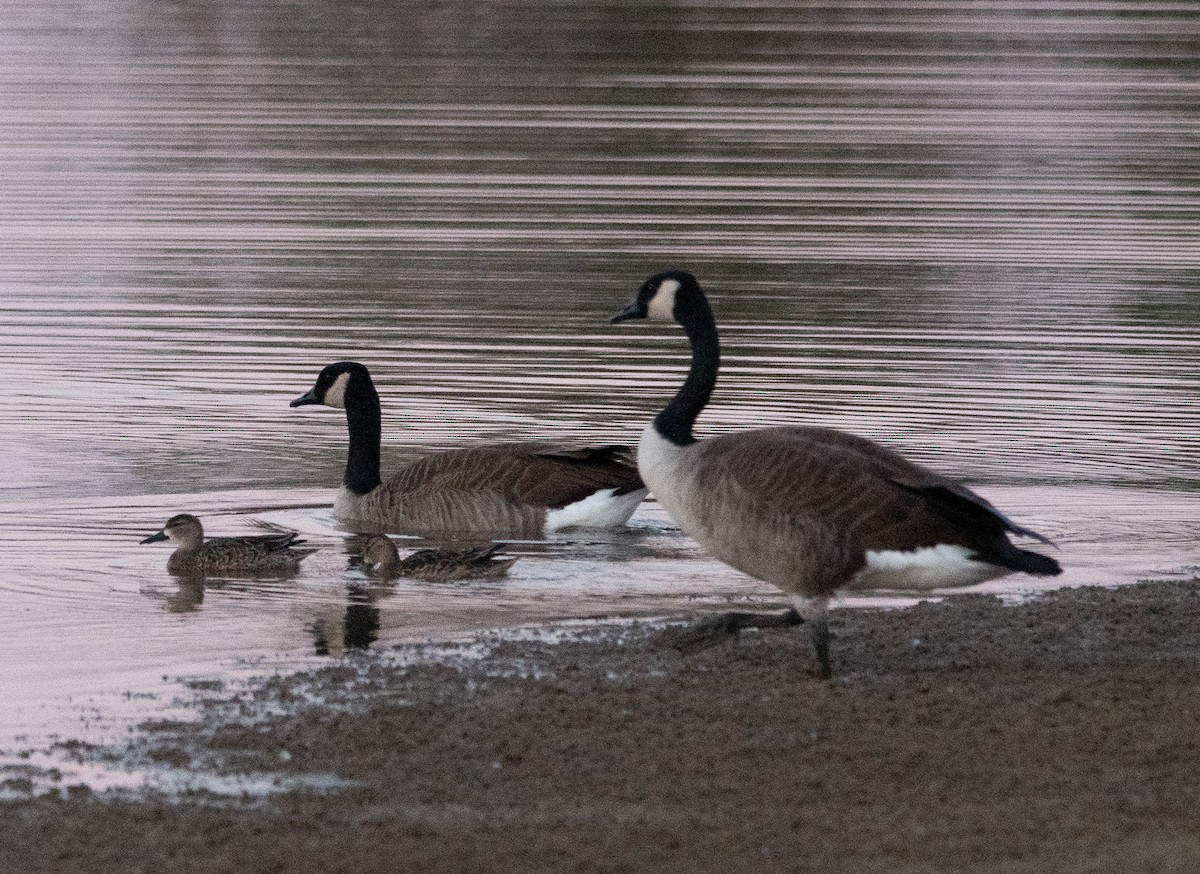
[
  {"x1": 793, "y1": 596, "x2": 833, "y2": 680},
  {"x1": 671, "y1": 608, "x2": 802, "y2": 654},
  {"x1": 809, "y1": 613, "x2": 832, "y2": 680}
]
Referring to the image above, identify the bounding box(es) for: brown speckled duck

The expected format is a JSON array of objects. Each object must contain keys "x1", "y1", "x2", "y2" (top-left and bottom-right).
[
  {"x1": 356, "y1": 534, "x2": 516, "y2": 582},
  {"x1": 141, "y1": 514, "x2": 317, "y2": 575}
]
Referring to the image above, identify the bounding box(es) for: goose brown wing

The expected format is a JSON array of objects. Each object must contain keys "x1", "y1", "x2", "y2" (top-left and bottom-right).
[
  {"x1": 883, "y1": 477, "x2": 1054, "y2": 545},
  {"x1": 808, "y1": 428, "x2": 1053, "y2": 545},
  {"x1": 696, "y1": 426, "x2": 1023, "y2": 556},
  {"x1": 384, "y1": 442, "x2": 644, "y2": 510}
]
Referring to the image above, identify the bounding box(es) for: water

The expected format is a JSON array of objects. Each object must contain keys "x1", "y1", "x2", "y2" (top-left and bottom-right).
[{"x1": 1, "y1": 0, "x2": 1199, "y2": 750}]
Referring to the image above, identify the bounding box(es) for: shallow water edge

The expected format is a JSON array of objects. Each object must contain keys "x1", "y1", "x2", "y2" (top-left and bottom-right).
[{"x1": 2, "y1": 578, "x2": 1199, "y2": 874}]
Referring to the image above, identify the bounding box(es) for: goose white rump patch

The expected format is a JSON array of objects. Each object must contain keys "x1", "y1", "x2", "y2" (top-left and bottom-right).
[
  {"x1": 851, "y1": 543, "x2": 1010, "y2": 592},
  {"x1": 546, "y1": 487, "x2": 646, "y2": 531}
]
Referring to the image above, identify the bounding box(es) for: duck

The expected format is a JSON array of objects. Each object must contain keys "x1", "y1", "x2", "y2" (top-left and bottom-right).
[
  {"x1": 290, "y1": 361, "x2": 648, "y2": 538},
  {"x1": 354, "y1": 534, "x2": 518, "y2": 582},
  {"x1": 611, "y1": 270, "x2": 1061, "y2": 680},
  {"x1": 140, "y1": 513, "x2": 317, "y2": 575}
]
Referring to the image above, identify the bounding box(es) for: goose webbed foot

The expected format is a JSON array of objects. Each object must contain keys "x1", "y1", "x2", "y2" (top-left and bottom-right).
[{"x1": 669, "y1": 608, "x2": 803, "y2": 654}]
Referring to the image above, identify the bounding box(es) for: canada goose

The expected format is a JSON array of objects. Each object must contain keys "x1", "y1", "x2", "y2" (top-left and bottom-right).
[
  {"x1": 354, "y1": 534, "x2": 518, "y2": 582},
  {"x1": 611, "y1": 270, "x2": 1061, "y2": 679},
  {"x1": 290, "y1": 361, "x2": 648, "y2": 537},
  {"x1": 140, "y1": 513, "x2": 317, "y2": 575}
]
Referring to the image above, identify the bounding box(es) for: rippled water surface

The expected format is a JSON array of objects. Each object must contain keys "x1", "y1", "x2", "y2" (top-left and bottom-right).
[{"x1": 2, "y1": 0, "x2": 1199, "y2": 748}]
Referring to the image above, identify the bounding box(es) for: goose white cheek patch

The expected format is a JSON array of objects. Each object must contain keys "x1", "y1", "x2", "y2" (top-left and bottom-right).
[
  {"x1": 324, "y1": 372, "x2": 351, "y2": 409},
  {"x1": 647, "y1": 278, "x2": 680, "y2": 320}
]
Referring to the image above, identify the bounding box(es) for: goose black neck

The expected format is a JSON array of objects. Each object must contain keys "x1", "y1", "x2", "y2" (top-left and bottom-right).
[
  {"x1": 343, "y1": 381, "x2": 383, "y2": 495},
  {"x1": 655, "y1": 292, "x2": 719, "y2": 447}
]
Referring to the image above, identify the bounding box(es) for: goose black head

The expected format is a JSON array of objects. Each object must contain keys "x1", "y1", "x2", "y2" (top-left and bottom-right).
[
  {"x1": 611, "y1": 270, "x2": 700, "y2": 324},
  {"x1": 291, "y1": 361, "x2": 373, "y2": 410}
]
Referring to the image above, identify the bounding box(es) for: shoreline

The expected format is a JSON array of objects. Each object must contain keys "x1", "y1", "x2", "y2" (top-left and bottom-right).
[{"x1": 3, "y1": 578, "x2": 1200, "y2": 873}]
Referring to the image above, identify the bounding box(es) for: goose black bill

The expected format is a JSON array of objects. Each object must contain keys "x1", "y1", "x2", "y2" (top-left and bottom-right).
[
  {"x1": 290, "y1": 389, "x2": 320, "y2": 407},
  {"x1": 610, "y1": 302, "x2": 646, "y2": 323}
]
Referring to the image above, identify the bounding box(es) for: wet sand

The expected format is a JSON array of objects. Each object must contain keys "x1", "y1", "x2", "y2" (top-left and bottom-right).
[{"x1": 3, "y1": 579, "x2": 1200, "y2": 873}]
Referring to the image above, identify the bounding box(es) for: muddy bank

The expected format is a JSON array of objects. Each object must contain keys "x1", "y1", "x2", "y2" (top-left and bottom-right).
[{"x1": 3, "y1": 580, "x2": 1200, "y2": 873}]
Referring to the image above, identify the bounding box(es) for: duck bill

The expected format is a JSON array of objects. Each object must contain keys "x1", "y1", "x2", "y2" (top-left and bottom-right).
[
  {"x1": 290, "y1": 389, "x2": 320, "y2": 407},
  {"x1": 140, "y1": 530, "x2": 168, "y2": 544},
  {"x1": 610, "y1": 302, "x2": 646, "y2": 324}
]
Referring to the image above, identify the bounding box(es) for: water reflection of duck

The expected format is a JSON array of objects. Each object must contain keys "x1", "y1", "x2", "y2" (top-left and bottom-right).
[
  {"x1": 312, "y1": 587, "x2": 381, "y2": 655},
  {"x1": 356, "y1": 534, "x2": 517, "y2": 582},
  {"x1": 290, "y1": 361, "x2": 647, "y2": 537},
  {"x1": 612, "y1": 271, "x2": 1062, "y2": 680},
  {"x1": 140, "y1": 513, "x2": 317, "y2": 575},
  {"x1": 163, "y1": 577, "x2": 206, "y2": 612}
]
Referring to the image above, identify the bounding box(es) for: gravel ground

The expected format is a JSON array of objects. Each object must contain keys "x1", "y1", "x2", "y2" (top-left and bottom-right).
[{"x1": 3, "y1": 579, "x2": 1200, "y2": 874}]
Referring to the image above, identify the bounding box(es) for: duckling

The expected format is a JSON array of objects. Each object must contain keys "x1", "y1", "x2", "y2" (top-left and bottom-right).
[
  {"x1": 140, "y1": 513, "x2": 317, "y2": 575},
  {"x1": 290, "y1": 361, "x2": 648, "y2": 537},
  {"x1": 356, "y1": 534, "x2": 517, "y2": 582}
]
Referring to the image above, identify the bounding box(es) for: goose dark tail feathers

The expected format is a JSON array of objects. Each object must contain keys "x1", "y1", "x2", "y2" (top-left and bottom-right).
[{"x1": 997, "y1": 544, "x2": 1062, "y2": 577}]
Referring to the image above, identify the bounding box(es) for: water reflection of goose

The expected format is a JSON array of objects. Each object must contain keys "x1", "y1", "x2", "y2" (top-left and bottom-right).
[
  {"x1": 354, "y1": 534, "x2": 517, "y2": 582},
  {"x1": 291, "y1": 361, "x2": 648, "y2": 537},
  {"x1": 612, "y1": 271, "x2": 1062, "y2": 680},
  {"x1": 139, "y1": 513, "x2": 317, "y2": 575}
]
